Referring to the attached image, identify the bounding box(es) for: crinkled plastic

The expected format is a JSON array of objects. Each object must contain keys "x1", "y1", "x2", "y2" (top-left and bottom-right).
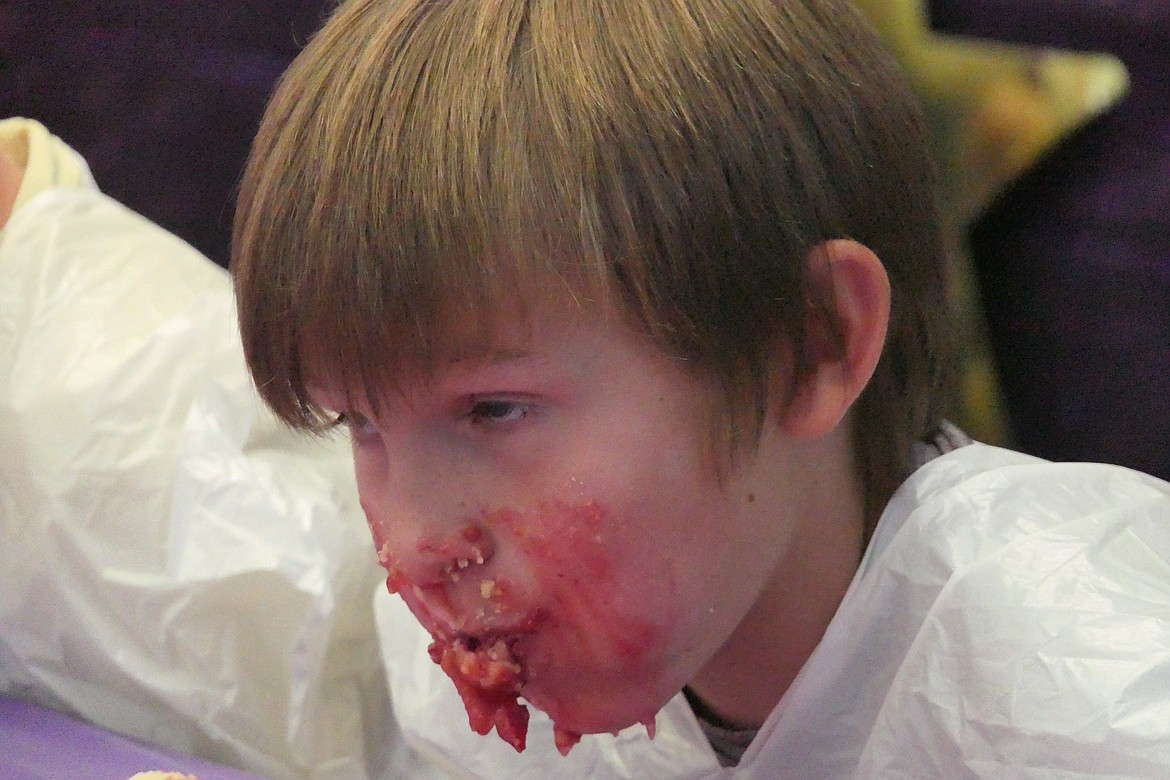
[
  {"x1": 377, "y1": 443, "x2": 1170, "y2": 778},
  {"x1": 0, "y1": 187, "x2": 414, "y2": 779}
]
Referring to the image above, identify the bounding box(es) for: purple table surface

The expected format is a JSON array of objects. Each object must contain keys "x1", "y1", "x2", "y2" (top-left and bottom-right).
[{"x1": 0, "y1": 694, "x2": 263, "y2": 780}]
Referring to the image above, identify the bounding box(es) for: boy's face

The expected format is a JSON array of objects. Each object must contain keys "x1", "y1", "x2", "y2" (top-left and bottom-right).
[{"x1": 311, "y1": 297, "x2": 806, "y2": 744}]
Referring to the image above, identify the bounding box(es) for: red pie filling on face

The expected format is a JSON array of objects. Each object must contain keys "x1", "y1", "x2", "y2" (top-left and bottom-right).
[
  {"x1": 430, "y1": 635, "x2": 531, "y2": 752},
  {"x1": 428, "y1": 634, "x2": 586, "y2": 755}
]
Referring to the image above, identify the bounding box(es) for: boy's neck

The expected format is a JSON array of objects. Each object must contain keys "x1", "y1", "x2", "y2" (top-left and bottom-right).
[{"x1": 686, "y1": 423, "x2": 866, "y2": 728}]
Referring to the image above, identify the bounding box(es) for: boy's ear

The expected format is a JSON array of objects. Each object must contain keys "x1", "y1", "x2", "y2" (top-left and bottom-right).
[{"x1": 779, "y1": 239, "x2": 890, "y2": 438}]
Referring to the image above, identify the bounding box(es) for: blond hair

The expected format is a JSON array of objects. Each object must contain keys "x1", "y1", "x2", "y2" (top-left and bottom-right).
[{"x1": 233, "y1": 0, "x2": 952, "y2": 533}]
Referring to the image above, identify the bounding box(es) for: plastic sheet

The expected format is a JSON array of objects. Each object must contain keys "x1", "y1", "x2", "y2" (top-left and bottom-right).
[
  {"x1": 0, "y1": 693, "x2": 261, "y2": 780},
  {"x1": 0, "y1": 187, "x2": 401, "y2": 779}
]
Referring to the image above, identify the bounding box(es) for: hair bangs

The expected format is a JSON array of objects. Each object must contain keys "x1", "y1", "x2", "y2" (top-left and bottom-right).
[{"x1": 233, "y1": 0, "x2": 622, "y2": 431}]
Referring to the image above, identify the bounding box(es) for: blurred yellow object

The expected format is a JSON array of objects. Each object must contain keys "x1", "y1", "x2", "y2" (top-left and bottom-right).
[
  {"x1": 851, "y1": 0, "x2": 1128, "y2": 446},
  {"x1": 853, "y1": 0, "x2": 1127, "y2": 221}
]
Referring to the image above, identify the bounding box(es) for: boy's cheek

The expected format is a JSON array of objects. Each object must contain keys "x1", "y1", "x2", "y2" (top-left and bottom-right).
[
  {"x1": 358, "y1": 494, "x2": 390, "y2": 554},
  {"x1": 483, "y1": 501, "x2": 612, "y2": 583},
  {"x1": 353, "y1": 452, "x2": 399, "y2": 542}
]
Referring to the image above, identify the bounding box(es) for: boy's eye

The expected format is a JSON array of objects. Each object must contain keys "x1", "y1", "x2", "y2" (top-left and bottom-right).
[
  {"x1": 335, "y1": 411, "x2": 378, "y2": 439},
  {"x1": 468, "y1": 399, "x2": 530, "y2": 425}
]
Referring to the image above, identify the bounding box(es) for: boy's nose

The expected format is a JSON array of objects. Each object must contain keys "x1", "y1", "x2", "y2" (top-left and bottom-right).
[
  {"x1": 387, "y1": 521, "x2": 497, "y2": 590},
  {"x1": 354, "y1": 438, "x2": 497, "y2": 587}
]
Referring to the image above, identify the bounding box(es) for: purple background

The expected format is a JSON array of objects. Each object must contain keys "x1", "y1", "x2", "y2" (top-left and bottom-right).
[
  {"x1": 0, "y1": 695, "x2": 261, "y2": 780},
  {"x1": 929, "y1": 0, "x2": 1170, "y2": 480},
  {"x1": 0, "y1": 1, "x2": 330, "y2": 267}
]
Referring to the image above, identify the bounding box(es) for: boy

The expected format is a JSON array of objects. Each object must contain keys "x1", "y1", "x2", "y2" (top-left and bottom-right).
[{"x1": 232, "y1": 0, "x2": 1170, "y2": 776}]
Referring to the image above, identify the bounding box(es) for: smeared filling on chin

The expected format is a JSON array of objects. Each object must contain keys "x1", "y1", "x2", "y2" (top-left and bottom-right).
[
  {"x1": 430, "y1": 635, "x2": 530, "y2": 751},
  {"x1": 376, "y1": 501, "x2": 665, "y2": 756},
  {"x1": 428, "y1": 634, "x2": 583, "y2": 755}
]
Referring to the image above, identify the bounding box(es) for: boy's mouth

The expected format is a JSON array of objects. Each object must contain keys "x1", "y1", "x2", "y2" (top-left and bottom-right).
[
  {"x1": 429, "y1": 633, "x2": 531, "y2": 752},
  {"x1": 389, "y1": 567, "x2": 587, "y2": 754},
  {"x1": 384, "y1": 561, "x2": 557, "y2": 752},
  {"x1": 428, "y1": 629, "x2": 584, "y2": 756}
]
